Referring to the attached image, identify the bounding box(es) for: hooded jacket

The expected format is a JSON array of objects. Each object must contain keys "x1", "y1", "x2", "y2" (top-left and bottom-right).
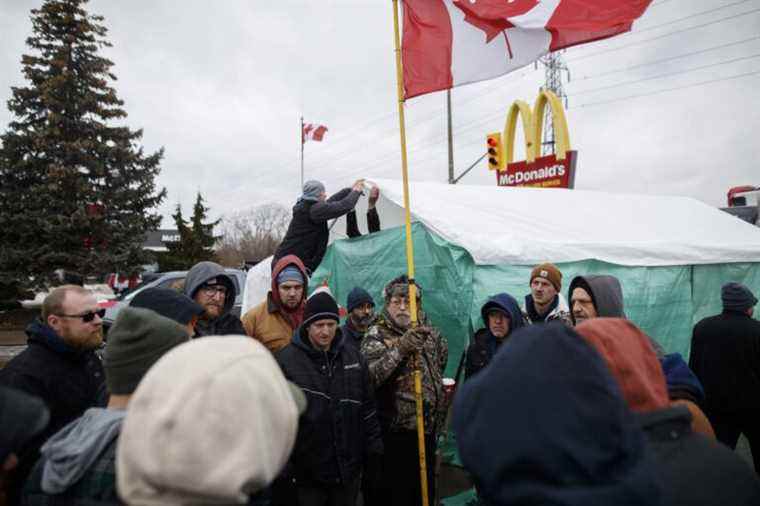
[
  {"x1": 465, "y1": 293, "x2": 525, "y2": 380},
  {"x1": 273, "y1": 188, "x2": 361, "y2": 273},
  {"x1": 568, "y1": 275, "x2": 626, "y2": 324},
  {"x1": 183, "y1": 261, "x2": 245, "y2": 337},
  {"x1": 577, "y1": 318, "x2": 760, "y2": 506},
  {"x1": 275, "y1": 325, "x2": 382, "y2": 486},
  {"x1": 242, "y1": 255, "x2": 308, "y2": 353},
  {"x1": 454, "y1": 323, "x2": 660, "y2": 506},
  {"x1": 21, "y1": 408, "x2": 125, "y2": 505}
]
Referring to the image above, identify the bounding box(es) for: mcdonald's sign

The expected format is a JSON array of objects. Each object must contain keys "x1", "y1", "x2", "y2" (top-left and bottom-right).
[{"x1": 488, "y1": 90, "x2": 577, "y2": 189}]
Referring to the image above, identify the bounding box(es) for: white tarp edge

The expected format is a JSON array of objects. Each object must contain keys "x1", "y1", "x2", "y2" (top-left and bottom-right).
[{"x1": 369, "y1": 178, "x2": 760, "y2": 267}]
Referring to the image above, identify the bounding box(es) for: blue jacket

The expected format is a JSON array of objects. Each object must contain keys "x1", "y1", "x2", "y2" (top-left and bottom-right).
[
  {"x1": 464, "y1": 293, "x2": 524, "y2": 379},
  {"x1": 454, "y1": 323, "x2": 661, "y2": 506}
]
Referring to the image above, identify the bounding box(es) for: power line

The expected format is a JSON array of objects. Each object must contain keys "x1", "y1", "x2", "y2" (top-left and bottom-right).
[
  {"x1": 633, "y1": 0, "x2": 754, "y2": 35},
  {"x1": 571, "y1": 53, "x2": 760, "y2": 96},
  {"x1": 571, "y1": 70, "x2": 760, "y2": 109},
  {"x1": 575, "y1": 35, "x2": 760, "y2": 81},
  {"x1": 567, "y1": 7, "x2": 760, "y2": 63}
]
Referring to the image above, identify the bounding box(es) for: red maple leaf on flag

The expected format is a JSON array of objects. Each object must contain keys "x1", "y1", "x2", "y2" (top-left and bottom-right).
[{"x1": 452, "y1": 0, "x2": 543, "y2": 58}]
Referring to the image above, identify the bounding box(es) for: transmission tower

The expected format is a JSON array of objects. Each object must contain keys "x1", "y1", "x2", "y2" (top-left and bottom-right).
[{"x1": 538, "y1": 52, "x2": 570, "y2": 156}]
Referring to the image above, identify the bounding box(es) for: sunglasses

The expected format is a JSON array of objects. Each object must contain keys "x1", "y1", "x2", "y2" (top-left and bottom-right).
[{"x1": 57, "y1": 308, "x2": 106, "y2": 323}]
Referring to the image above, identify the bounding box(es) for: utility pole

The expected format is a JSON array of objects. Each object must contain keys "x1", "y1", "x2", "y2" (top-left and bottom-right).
[
  {"x1": 538, "y1": 52, "x2": 570, "y2": 156},
  {"x1": 447, "y1": 89, "x2": 454, "y2": 183}
]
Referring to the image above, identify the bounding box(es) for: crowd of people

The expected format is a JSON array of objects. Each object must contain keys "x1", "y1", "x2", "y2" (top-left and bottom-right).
[{"x1": 1, "y1": 180, "x2": 760, "y2": 506}]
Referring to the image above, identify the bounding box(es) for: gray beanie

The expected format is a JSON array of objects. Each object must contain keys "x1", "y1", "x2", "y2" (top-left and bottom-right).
[
  {"x1": 721, "y1": 282, "x2": 758, "y2": 312},
  {"x1": 301, "y1": 180, "x2": 325, "y2": 202},
  {"x1": 105, "y1": 307, "x2": 190, "y2": 395}
]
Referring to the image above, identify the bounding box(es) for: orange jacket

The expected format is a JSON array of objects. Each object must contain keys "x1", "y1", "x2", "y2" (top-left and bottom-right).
[{"x1": 242, "y1": 255, "x2": 308, "y2": 353}]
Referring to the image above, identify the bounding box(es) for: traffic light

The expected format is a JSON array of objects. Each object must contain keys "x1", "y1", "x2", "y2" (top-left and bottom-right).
[{"x1": 486, "y1": 132, "x2": 503, "y2": 171}]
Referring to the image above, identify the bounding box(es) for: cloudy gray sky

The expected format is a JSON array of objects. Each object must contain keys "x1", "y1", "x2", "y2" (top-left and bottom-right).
[{"x1": 1, "y1": 0, "x2": 759, "y2": 226}]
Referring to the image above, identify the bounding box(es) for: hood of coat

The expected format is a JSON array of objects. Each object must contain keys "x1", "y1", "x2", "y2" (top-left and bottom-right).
[
  {"x1": 39, "y1": 407, "x2": 125, "y2": 494},
  {"x1": 270, "y1": 255, "x2": 309, "y2": 308},
  {"x1": 480, "y1": 293, "x2": 524, "y2": 334},
  {"x1": 453, "y1": 323, "x2": 659, "y2": 506},
  {"x1": 183, "y1": 261, "x2": 237, "y2": 316},
  {"x1": 569, "y1": 275, "x2": 626, "y2": 324},
  {"x1": 26, "y1": 319, "x2": 87, "y2": 359},
  {"x1": 576, "y1": 318, "x2": 670, "y2": 413},
  {"x1": 660, "y1": 353, "x2": 705, "y2": 403}
]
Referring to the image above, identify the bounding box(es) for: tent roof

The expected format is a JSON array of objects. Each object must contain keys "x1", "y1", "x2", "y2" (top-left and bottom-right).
[{"x1": 368, "y1": 179, "x2": 760, "y2": 267}]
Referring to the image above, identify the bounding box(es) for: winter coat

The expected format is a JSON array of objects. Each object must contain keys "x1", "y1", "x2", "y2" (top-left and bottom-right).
[
  {"x1": 361, "y1": 310, "x2": 448, "y2": 435},
  {"x1": 274, "y1": 188, "x2": 361, "y2": 273},
  {"x1": 690, "y1": 310, "x2": 760, "y2": 414},
  {"x1": 567, "y1": 274, "x2": 626, "y2": 324},
  {"x1": 183, "y1": 261, "x2": 246, "y2": 337},
  {"x1": 637, "y1": 406, "x2": 760, "y2": 505},
  {"x1": 275, "y1": 327, "x2": 382, "y2": 486},
  {"x1": 21, "y1": 408, "x2": 125, "y2": 506},
  {"x1": 465, "y1": 293, "x2": 525, "y2": 380},
  {"x1": 242, "y1": 255, "x2": 308, "y2": 353},
  {"x1": 0, "y1": 321, "x2": 107, "y2": 444},
  {"x1": 453, "y1": 323, "x2": 661, "y2": 506},
  {"x1": 522, "y1": 293, "x2": 571, "y2": 325},
  {"x1": 346, "y1": 207, "x2": 380, "y2": 238},
  {"x1": 577, "y1": 318, "x2": 757, "y2": 505}
]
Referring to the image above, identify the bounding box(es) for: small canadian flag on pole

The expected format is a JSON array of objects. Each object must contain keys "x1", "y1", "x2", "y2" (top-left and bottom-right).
[{"x1": 302, "y1": 122, "x2": 329, "y2": 143}]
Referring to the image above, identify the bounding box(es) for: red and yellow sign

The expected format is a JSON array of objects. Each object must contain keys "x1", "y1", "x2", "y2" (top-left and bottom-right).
[{"x1": 487, "y1": 90, "x2": 577, "y2": 189}]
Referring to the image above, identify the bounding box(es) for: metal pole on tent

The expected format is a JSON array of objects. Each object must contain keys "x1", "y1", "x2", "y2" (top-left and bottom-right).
[
  {"x1": 300, "y1": 116, "x2": 305, "y2": 189},
  {"x1": 447, "y1": 89, "x2": 454, "y2": 184},
  {"x1": 391, "y1": 2, "x2": 429, "y2": 506}
]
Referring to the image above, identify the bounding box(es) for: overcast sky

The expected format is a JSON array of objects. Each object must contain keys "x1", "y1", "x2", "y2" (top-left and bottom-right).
[{"x1": 1, "y1": 0, "x2": 759, "y2": 226}]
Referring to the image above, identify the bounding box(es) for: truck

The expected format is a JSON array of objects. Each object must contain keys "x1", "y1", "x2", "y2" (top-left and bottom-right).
[{"x1": 721, "y1": 185, "x2": 759, "y2": 227}]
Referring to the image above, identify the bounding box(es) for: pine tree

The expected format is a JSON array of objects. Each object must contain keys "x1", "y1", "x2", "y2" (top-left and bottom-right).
[
  {"x1": 158, "y1": 193, "x2": 218, "y2": 271},
  {"x1": 0, "y1": 0, "x2": 166, "y2": 295}
]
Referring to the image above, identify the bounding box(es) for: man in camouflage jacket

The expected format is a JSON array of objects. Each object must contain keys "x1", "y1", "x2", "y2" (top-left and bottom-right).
[{"x1": 360, "y1": 275, "x2": 448, "y2": 506}]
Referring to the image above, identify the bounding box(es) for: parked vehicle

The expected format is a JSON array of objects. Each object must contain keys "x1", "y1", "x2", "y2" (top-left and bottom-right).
[{"x1": 99, "y1": 269, "x2": 247, "y2": 330}]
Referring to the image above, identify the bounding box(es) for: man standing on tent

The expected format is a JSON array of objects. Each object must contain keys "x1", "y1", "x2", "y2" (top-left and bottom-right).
[
  {"x1": 361, "y1": 275, "x2": 448, "y2": 506},
  {"x1": 273, "y1": 179, "x2": 365, "y2": 274},
  {"x1": 465, "y1": 293, "x2": 525, "y2": 380},
  {"x1": 522, "y1": 263, "x2": 572, "y2": 325},
  {"x1": 690, "y1": 282, "x2": 760, "y2": 473},
  {"x1": 243, "y1": 255, "x2": 308, "y2": 353}
]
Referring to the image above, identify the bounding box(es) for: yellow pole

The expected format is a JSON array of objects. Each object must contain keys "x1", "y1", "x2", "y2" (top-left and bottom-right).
[{"x1": 391, "y1": 1, "x2": 428, "y2": 506}]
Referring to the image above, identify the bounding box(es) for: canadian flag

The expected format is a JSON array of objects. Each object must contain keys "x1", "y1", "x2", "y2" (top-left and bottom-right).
[
  {"x1": 302, "y1": 123, "x2": 329, "y2": 143},
  {"x1": 402, "y1": 0, "x2": 652, "y2": 99}
]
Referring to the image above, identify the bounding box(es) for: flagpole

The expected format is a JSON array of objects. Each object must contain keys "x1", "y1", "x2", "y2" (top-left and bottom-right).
[
  {"x1": 391, "y1": 2, "x2": 429, "y2": 506},
  {"x1": 300, "y1": 116, "x2": 304, "y2": 188}
]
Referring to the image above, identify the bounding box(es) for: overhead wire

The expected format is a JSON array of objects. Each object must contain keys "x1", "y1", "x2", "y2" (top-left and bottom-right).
[
  {"x1": 566, "y1": 7, "x2": 760, "y2": 62},
  {"x1": 574, "y1": 35, "x2": 760, "y2": 81},
  {"x1": 570, "y1": 53, "x2": 760, "y2": 96},
  {"x1": 570, "y1": 70, "x2": 760, "y2": 109}
]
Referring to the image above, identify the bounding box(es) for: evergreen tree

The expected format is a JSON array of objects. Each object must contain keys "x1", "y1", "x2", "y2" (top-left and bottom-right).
[
  {"x1": 158, "y1": 193, "x2": 218, "y2": 271},
  {"x1": 0, "y1": 0, "x2": 166, "y2": 294}
]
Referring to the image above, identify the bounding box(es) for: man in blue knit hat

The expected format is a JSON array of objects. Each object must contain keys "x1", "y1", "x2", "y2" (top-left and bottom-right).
[{"x1": 341, "y1": 287, "x2": 376, "y2": 350}]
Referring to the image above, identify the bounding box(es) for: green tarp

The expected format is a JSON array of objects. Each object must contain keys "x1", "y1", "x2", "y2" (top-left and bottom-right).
[{"x1": 312, "y1": 223, "x2": 760, "y2": 506}]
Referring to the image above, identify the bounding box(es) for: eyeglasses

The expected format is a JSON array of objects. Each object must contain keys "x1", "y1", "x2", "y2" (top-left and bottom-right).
[
  {"x1": 201, "y1": 285, "x2": 228, "y2": 296},
  {"x1": 57, "y1": 308, "x2": 106, "y2": 323}
]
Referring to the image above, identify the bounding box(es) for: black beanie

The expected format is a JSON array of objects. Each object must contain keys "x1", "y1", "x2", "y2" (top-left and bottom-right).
[
  {"x1": 130, "y1": 288, "x2": 204, "y2": 325},
  {"x1": 346, "y1": 287, "x2": 375, "y2": 313},
  {"x1": 303, "y1": 292, "x2": 340, "y2": 329},
  {"x1": 721, "y1": 282, "x2": 758, "y2": 312},
  {"x1": 105, "y1": 307, "x2": 190, "y2": 395}
]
